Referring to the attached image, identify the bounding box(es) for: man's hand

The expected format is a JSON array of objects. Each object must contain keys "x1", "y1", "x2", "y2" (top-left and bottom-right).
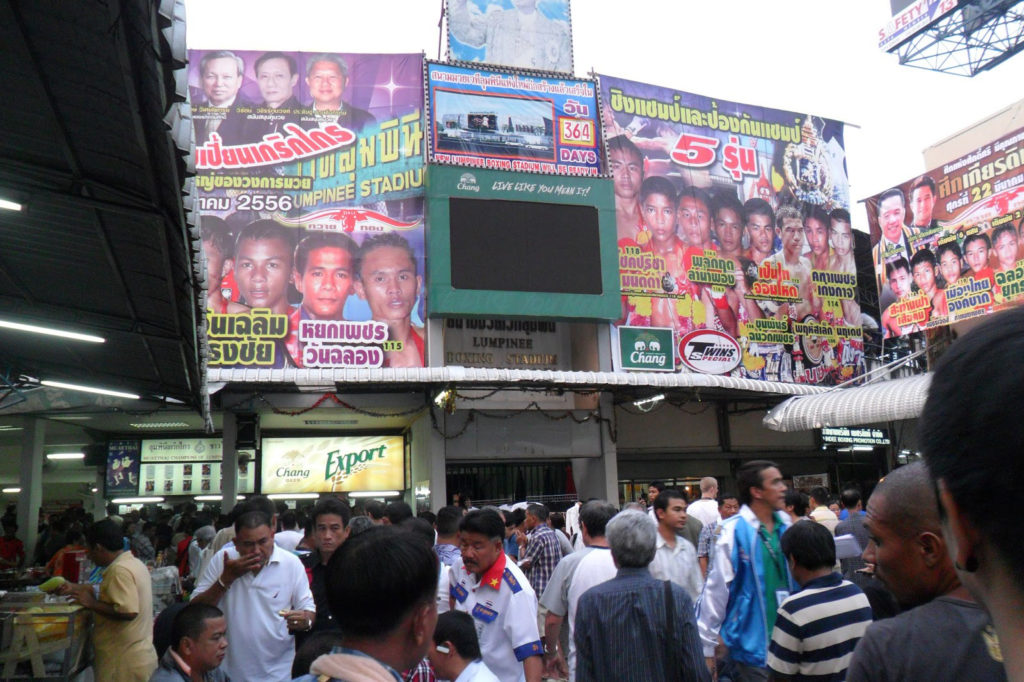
[
  {"x1": 280, "y1": 609, "x2": 314, "y2": 633},
  {"x1": 705, "y1": 656, "x2": 718, "y2": 681},
  {"x1": 515, "y1": 528, "x2": 527, "y2": 547},
  {"x1": 542, "y1": 650, "x2": 568, "y2": 679},
  {"x1": 57, "y1": 582, "x2": 96, "y2": 609},
  {"x1": 221, "y1": 550, "x2": 261, "y2": 584}
]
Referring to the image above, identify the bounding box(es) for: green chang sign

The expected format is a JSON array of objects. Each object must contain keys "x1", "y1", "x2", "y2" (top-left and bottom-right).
[{"x1": 618, "y1": 326, "x2": 673, "y2": 371}]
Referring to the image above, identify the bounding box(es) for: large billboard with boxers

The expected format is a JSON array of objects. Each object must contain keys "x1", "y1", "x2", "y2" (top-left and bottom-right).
[
  {"x1": 865, "y1": 125, "x2": 1024, "y2": 338},
  {"x1": 188, "y1": 50, "x2": 426, "y2": 377},
  {"x1": 599, "y1": 74, "x2": 863, "y2": 385}
]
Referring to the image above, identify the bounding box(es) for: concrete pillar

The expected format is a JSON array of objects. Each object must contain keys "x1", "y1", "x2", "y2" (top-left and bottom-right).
[
  {"x1": 93, "y1": 470, "x2": 106, "y2": 519},
  {"x1": 17, "y1": 417, "x2": 44, "y2": 563},
  {"x1": 571, "y1": 393, "x2": 619, "y2": 504},
  {"x1": 429, "y1": 419, "x2": 447, "y2": 512},
  {"x1": 221, "y1": 412, "x2": 239, "y2": 509}
]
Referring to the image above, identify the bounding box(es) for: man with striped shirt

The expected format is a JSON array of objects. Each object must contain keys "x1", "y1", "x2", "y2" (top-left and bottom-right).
[{"x1": 767, "y1": 521, "x2": 872, "y2": 681}]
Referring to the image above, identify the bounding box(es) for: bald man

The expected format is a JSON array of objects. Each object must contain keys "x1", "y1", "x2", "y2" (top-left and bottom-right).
[{"x1": 846, "y1": 462, "x2": 1006, "y2": 681}]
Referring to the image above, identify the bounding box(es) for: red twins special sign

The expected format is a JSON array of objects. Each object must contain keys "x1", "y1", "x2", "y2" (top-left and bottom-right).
[{"x1": 679, "y1": 330, "x2": 742, "y2": 374}]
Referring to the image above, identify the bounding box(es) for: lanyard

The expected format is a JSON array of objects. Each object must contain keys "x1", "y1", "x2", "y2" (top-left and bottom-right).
[{"x1": 757, "y1": 524, "x2": 785, "y2": 574}]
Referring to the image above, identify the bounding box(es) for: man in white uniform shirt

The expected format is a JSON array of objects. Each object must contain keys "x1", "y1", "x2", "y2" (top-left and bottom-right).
[
  {"x1": 449, "y1": 509, "x2": 543, "y2": 682},
  {"x1": 192, "y1": 511, "x2": 315, "y2": 681}
]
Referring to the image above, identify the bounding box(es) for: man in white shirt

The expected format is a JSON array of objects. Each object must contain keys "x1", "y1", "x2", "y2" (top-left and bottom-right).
[
  {"x1": 274, "y1": 510, "x2": 304, "y2": 551},
  {"x1": 687, "y1": 477, "x2": 721, "y2": 528},
  {"x1": 192, "y1": 511, "x2": 315, "y2": 681},
  {"x1": 648, "y1": 489, "x2": 702, "y2": 600},
  {"x1": 429, "y1": 611, "x2": 501, "y2": 682},
  {"x1": 449, "y1": 509, "x2": 542, "y2": 682},
  {"x1": 808, "y1": 486, "x2": 839, "y2": 535}
]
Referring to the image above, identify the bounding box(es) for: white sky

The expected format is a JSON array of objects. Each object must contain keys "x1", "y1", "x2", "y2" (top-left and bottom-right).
[{"x1": 185, "y1": 0, "x2": 1024, "y2": 232}]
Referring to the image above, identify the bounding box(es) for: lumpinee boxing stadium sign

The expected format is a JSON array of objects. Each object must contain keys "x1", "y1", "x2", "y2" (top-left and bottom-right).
[{"x1": 261, "y1": 435, "x2": 405, "y2": 494}]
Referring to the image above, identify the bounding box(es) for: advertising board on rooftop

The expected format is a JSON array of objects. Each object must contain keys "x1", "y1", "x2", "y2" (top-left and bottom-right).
[
  {"x1": 189, "y1": 50, "x2": 426, "y2": 377},
  {"x1": 599, "y1": 74, "x2": 863, "y2": 385}
]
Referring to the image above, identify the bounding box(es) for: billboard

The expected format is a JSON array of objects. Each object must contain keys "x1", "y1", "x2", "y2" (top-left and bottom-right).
[
  {"x1": 878, "y1": 0, "x2": 956, "y2": 50},
  {"x1": 599, "y1": 74, "x2": 863, "y2": 385},
  {"x1": 105, "y1": 440, "x2": 141, "y2": 496},
  {"x1": 261, "y1": 435, "x2": 405, "y2": 494},
  {"x1": 865, "y1": 125, "x2": 1024, "y2": 337},
  {"x1": 189, "y1": 51, "x2": 426, "y2": 375},
  {"x1": 446, "y1": 0, "x2": 573, "y2": 74},
  {"x1": 140, "y1": 461, "x2": 255, "y2": 497},
  {"x1": 426, "y1": 61, "x2": 601, "y2": 176}
]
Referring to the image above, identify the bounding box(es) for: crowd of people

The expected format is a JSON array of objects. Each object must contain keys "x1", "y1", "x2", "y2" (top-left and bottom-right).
[{"x1": 4, "y1": 309, "x2": 1023, "y2": 681}]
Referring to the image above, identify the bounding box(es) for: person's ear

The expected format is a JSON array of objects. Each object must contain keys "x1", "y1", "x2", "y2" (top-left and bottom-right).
[
  {"x1": 917, "y1": 530, "x2": 946, "y2": 569},
  {"x1": 411, "y1": 602, "x2": 435, "y2": 646},
  {"x1": 937, "y1": 479, "x2": 981, "y2": 573}
]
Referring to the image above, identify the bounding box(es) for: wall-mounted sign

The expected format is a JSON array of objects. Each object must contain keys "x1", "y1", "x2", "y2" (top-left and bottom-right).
[
  {"x1": 678, "y1": 329, "x2": 742, "y2": 375},
  {"x1": 141, "y1": 461, "x2": 255, "y2": 497},
  {"x1": 615, "y1": 326, "x2": 673, "y2": 372},
  {"x1": 443, "y1": 318, "x2": 569, "y2": 370},
  {"x1": 105, "y1": 440, "x2": 141, "y2": 496},
  {"x1": 261, "y1": 435, "x2": 405, "y2": 494},
  {"x1": 792, "y1": 473, "x2": 829, "y2": 491},
  {"x1": 821, "y1": 427, "x2": 891, "y2": 446},
  {"x1": 141, "y1": 438, "x2": 223, "y2": 463}
]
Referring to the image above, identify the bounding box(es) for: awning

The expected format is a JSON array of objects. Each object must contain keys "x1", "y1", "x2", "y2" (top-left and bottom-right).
[
  {"x1": 208, "y1": 366, "x2": 831, "y2": 398},
  {"x1": 762, "y1": 373, "x2": 931, "y2": 432}
]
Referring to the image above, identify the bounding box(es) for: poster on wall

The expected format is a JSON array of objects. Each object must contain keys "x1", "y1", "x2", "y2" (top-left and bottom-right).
[
  {"x1": 140, "y1": 461, "x2": 255, "y2": 497},
  {"x1": 188, "y1": 51, "x2": 426, "y2": 377},
  {"x1": 426, "y1": 61, "x2": 601, "y2": 176},
  {"x1": 105, "y1": 440, "x2": 141, "y2": 496},
  {"x1": 865, "y1": 125, "x2": 1024, "y2": 338},
  {"x1": 599, "y1": 74, "x2": 864, "y2": 385},
  {"x1": 446, "y1": 0, "x2": 573, "y2": 74},
  {"x1": 261, "y1": 435, "x2": 405, "y2": 494}
]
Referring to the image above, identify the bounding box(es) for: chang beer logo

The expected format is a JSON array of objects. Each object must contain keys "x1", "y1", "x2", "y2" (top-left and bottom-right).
[
  {"x1": 456, "y1": 172, "x2": 480, "y2": 192},
  {"x1": 324, "y1": 442, "x2": 388, "y2": 487},
  {"x1": 619, "y1": 326, "x2": 673, "y2": 371}
]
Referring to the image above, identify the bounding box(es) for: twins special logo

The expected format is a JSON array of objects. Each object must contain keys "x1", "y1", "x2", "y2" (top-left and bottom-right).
[
  {"x1": 679, "y1": 330, "x2": 742, "y2": 375},
  {"x1": 456, "y1": 172, "x2": 480, "y2": 192}
]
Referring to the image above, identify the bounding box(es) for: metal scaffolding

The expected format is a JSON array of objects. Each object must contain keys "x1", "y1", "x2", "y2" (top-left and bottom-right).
[{"x1": 886, "y1": 0, "x2": 1024, "y2": 76}]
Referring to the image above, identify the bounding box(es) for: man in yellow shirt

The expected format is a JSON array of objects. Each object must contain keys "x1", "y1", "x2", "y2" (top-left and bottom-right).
[{"x1": 60, "y1": 519, "x2": 157, "y2": 681}]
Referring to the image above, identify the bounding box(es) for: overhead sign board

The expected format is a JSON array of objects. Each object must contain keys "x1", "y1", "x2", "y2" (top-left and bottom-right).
[
  {"x1": 878, "y1": 0, "x2": 957, "y2": 50},
  {"x1": 821, "y1": 427, "x2": 891, "y2": 445},
  {"x1": 261, "y1": 435, "x2": 405, "y2": 494},
  {"x1": 615, "y1": 326, "x2": 673, "y2": 372}
]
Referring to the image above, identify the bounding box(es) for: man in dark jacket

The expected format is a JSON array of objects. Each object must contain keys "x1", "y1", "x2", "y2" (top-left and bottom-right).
[{"x1": 149, "y1": 603, "x2": 229, "y2": 682}]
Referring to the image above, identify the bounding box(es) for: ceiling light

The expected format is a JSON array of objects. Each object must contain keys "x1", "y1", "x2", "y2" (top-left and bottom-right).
[
  {"x1": 349, "y1": 490, "x2": 402, "y2": 498},
  {"x1": 46, "y1": 452, "x2": 85, "y2": 460},
  {"x1": 90, "y1": 487, "x2": 98, "y2": 493},
  {"x1": 0, "y1": 319, "x2": 103, "y2": 343},
  {"x1": 50, "y1": 416, "x2": 92, "y2": 421},
  {"x1": 632, "y1": 394, "x2": 665, "y2": 409},
  {"x1": 0, "y1": 426, "x2": 21, "y2": 432},
  {"x1": 2, "y1": 488, "x2": 21, "y2": 494},
  {"x1": 267, "y1": 493, "x2": 320, "y2": 500},
  {"x1": 111, "y1": 497, "x2": 164, "y2": 504},
  {"x1": 41, "y1": 380, "x2": 139, "y2": 400},
  {"x1": 195, "y1": 495, "x2": 246, "y2": 502},
  {"x1": 129, "y1": 422, "x2": 190, "y2": 429},
  {"x1": 303, "y1": 419, "x2": 358, "y2": 426},
  {"x1": 0, "y1": 198, "x2": 23, "y2": 212}
]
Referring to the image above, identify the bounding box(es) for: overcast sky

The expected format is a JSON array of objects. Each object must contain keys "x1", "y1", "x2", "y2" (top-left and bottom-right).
[{"x1": 185, "y1": 0, "x2": 1024, "y2": 232}]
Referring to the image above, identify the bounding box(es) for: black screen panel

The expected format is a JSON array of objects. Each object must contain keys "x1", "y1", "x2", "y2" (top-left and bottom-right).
[{"x1": 448, "y1": 198, "x2": 603, "y2": 294}]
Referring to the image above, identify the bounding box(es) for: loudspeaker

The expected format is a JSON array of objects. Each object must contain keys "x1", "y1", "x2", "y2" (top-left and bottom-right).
[
  {"x1": 235, "y1": 413, "x2": 259, "y2": 450},
  {"x1": 83, "y1": 442, "x2": 108, "y2": 467}
]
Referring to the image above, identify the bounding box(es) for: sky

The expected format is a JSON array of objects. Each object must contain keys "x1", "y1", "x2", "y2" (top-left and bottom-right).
[{"x1": 185, "y1": 0, "x2": 1024, "y2": 233}]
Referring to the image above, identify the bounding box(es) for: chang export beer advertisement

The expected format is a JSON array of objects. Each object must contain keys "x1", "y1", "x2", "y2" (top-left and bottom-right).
[
  {"x1": 599, "y1": 74, "x2": 864, "y2": 385},
  {"x1": 261, "y1": 435, "x2": 405, "y2": 494},
  {"x1": 188, "y1": 51, "x2": 426, "y2": 377},
  {"x1": 865, "y1": 125, "x2": 1024, "y2": 338},
  {"x1": 426, "y1": 61, "x2": 602, "y2": 176},
  {"x1": 446, "y1": 0, "x2": 574, "y2": 74}
]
